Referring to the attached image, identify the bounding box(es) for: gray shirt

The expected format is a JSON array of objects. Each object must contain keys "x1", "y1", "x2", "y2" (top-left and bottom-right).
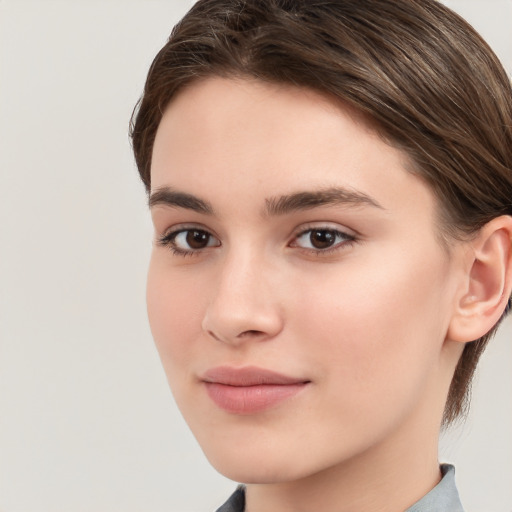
[{"x1": 215, "y1": 464, "x2": 464, "y2": 512}]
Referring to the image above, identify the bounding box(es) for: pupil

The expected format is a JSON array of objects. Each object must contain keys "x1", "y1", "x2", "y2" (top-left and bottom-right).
[
  {"x1": 186, "y1": 230, "x2": 209, "y2": 249},
  {"x1": 310, "y1": 230, "x2": 335, "y2": 249}
]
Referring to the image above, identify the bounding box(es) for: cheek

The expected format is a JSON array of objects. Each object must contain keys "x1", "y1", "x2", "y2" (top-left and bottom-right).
[
  {"x1": 146, "y1": 256, "x2": 205, "y2": 374},
  {"x1": 291, "y1": 248, "x2": 451, "y2": 412}
]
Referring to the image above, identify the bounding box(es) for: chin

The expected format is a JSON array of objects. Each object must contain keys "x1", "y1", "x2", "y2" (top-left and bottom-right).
[
  {"x1": 198, "y1": 429, "x2": 351, "y2": 485},
  {"x1": 207, "y1": 452, "x2": 309, "y2": 484}
]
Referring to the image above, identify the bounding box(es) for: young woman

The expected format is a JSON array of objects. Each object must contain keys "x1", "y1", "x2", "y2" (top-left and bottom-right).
[{"x1": 130, "y1": 1, "x2": 512, "y2": 510}]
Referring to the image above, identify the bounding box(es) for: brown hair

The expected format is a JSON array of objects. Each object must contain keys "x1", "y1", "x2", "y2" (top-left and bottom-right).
[{"x1": 130, "y1": 0, "x2": 512, "y2": 424}]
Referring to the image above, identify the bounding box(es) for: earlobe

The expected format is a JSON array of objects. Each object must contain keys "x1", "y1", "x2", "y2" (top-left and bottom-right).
[{"x1": 447, "y1": 215, "x2": 512, "y2": 343}]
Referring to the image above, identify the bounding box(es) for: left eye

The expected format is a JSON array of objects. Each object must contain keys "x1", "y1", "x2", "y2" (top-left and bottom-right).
[{"x1": 292, "y1": 228, "x2": 354, "y2": 250}]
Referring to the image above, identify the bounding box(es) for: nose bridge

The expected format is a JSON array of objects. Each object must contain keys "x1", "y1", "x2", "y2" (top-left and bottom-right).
[{"x1": 202, "y1": 243, "x2": 283, "y2": 343}]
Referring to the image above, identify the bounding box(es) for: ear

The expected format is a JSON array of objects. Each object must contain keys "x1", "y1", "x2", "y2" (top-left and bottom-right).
[{"x1": 447, "y1": 215, "x2": 512, "y2": 343}]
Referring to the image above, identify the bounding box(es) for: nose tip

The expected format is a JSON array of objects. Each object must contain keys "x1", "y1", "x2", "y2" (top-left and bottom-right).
[
  {"x1": 201, "y1": 264, "x2": 284, "y2": 346},
  {"x1": 202, "y1": 305, "x2": 283, "y2": 345}
]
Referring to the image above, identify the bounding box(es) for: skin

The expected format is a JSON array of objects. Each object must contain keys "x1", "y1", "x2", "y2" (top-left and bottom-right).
[{"x1": 147, "y1": 77, "x2": 471, "y2": 512}]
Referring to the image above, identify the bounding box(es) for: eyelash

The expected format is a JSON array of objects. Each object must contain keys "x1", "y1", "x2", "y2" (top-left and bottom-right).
[
  {"x1": 291, "y1": 226, "x2": 357, "y2": 255},
  {"x1": 157, "y1": 226, "x2": 219, "y2": 257},
  {"x1": 157, "y1": 225, "x2": 357, "y2": 257}
]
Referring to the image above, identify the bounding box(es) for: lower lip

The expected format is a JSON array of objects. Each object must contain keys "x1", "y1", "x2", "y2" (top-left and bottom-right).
[{"x1": 204, "y1": 382, "x2": 308, "y2": 414}]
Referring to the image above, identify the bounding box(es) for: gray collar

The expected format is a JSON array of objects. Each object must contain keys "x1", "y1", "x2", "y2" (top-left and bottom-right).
[
  {"x1": 405, "y1": 464, "x2": 464, "y2": 511},
  {"x1": 216, "y1": 464, "x2": 464, "y2": 512}
]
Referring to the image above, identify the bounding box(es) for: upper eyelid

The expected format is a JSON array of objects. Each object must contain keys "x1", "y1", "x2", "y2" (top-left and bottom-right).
[
  {"x1": 294, "y1": 227, "x2": 352, "y2": 238},
  {"x1": 159, "y1": 223, "x2": 218, "y2": 238},
  {"x1": 290, "y1": 227, "x2": 355, "y2": 245},
  {"x1": 156, "y1": 221, "x2": 357, "y2": 245},
  {"x1": 291, "y1": 221, "x2": 357, "y2": 238}
]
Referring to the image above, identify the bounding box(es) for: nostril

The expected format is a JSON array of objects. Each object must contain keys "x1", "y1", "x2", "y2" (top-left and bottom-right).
[
  {"x1": 207, "y1": 330, "x2": 221, "y2": 341},
  {"x1": 238, "y1": 330, "x2": 264, "y2": 338}
]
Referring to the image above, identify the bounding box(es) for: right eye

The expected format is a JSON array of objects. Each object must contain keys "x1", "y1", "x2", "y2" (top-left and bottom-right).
[{"x1": 159, "y1": 228, "x2": 220, "y2": 256}]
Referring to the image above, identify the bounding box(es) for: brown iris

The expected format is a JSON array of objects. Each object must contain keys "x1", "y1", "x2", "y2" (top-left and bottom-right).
[
  {"x1": 309, "y1": 229, "x2": 337, "y2": 249},
  {"x1": 185, "y1": 230, "x2": 211, "y2": 249}
]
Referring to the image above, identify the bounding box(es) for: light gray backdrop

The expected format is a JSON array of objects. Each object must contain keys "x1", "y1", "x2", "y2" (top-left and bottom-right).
[{"x1": 0, "y1": 1, "x2": 510, "y2": 511}]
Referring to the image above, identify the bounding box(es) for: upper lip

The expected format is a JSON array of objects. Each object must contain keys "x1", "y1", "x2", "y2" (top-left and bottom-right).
[{"x1": 201, "y1": 366, "x2": 309, "y2": 386}]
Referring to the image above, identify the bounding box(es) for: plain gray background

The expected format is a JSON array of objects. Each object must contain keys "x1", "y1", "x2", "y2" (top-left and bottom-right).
[{"x1": 0, "y1": 1, "x2": 511, "y2": 511}]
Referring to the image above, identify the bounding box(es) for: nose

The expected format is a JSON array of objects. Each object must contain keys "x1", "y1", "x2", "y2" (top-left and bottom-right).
[{"x1": 201, "y1": 251, "x2": 284, "y2": 346}]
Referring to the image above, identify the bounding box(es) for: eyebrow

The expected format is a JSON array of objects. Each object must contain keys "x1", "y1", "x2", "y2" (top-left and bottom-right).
[
  {"x1": 148, "y1": 185, "x2": 383, "y2": 216},
  {"x1": 264, "y1": 187, "x2": 384, "y2": 216},
  {"x1": 149, "y1": 187, "x2": 214, "y2": 215}
]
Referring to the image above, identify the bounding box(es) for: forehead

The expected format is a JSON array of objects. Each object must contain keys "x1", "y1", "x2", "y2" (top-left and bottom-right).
[{"x1": 151, "y1": 76, "x2": 436, "y2": 225}]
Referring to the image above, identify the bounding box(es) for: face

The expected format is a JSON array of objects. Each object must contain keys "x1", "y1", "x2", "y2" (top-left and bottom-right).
[{"x1": 148, "y1": 77, "x2": 464, "y2": 483}]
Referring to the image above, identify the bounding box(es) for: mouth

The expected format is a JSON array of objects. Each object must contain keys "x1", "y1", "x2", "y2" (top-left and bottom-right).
[{"x1": 201, "y1": 366, "x2": 311, "y2": 414}]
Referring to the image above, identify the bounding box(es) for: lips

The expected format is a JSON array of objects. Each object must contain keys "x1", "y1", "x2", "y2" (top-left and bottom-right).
[{"x1": 201, "y1": 366, "x2": 310, "y2": 414}]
